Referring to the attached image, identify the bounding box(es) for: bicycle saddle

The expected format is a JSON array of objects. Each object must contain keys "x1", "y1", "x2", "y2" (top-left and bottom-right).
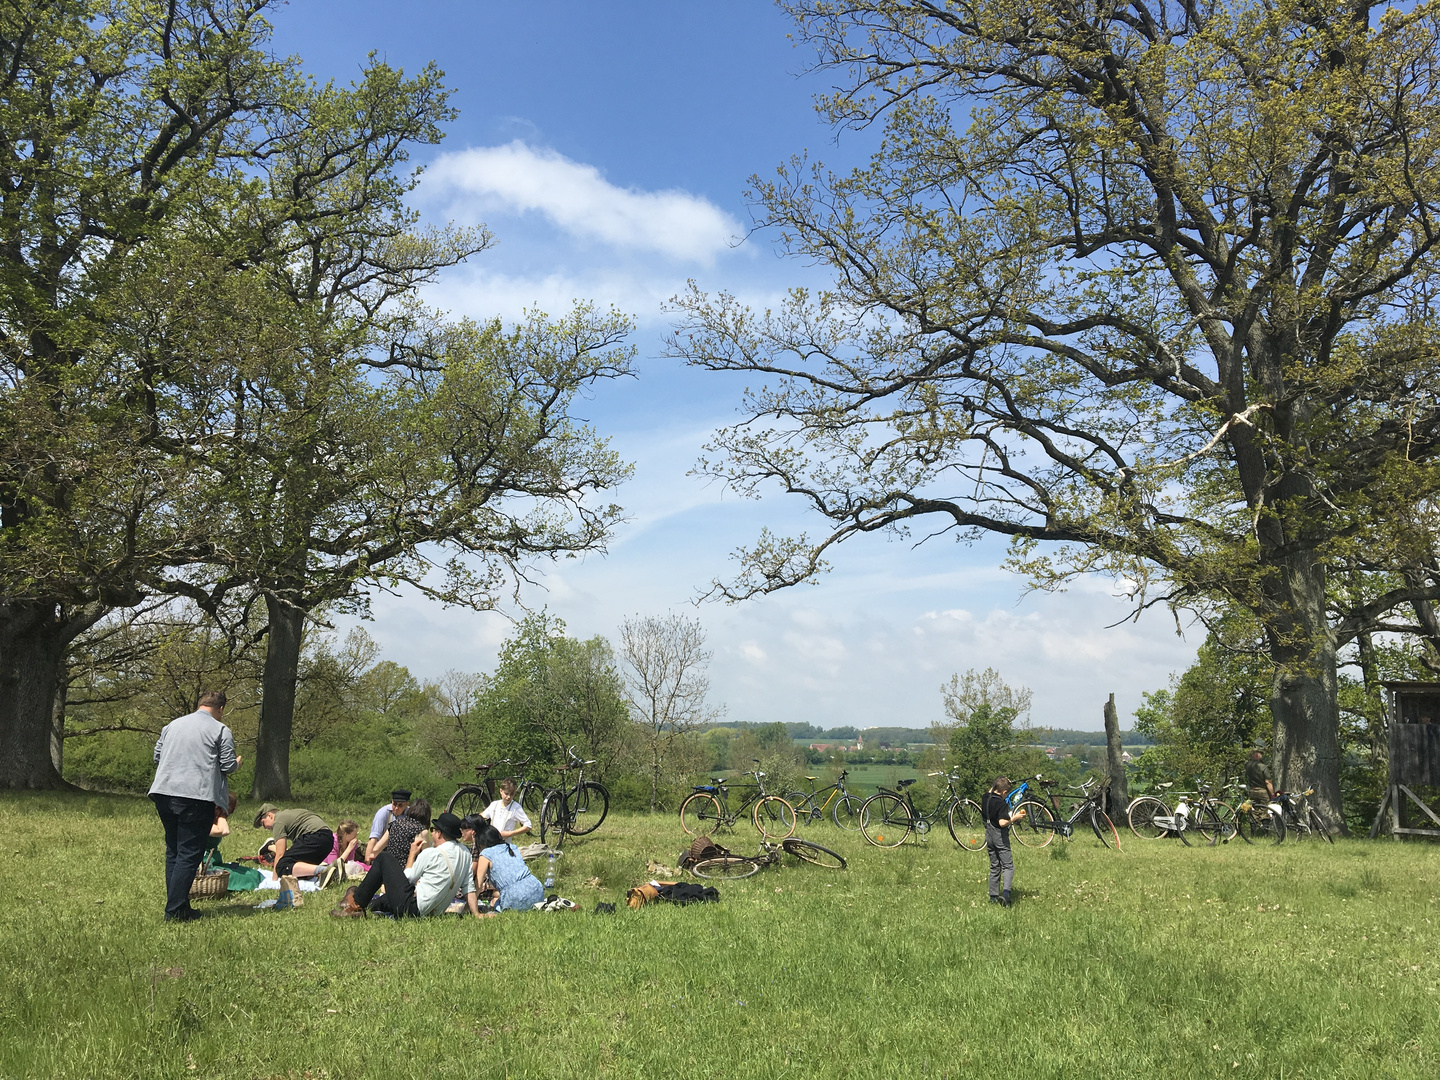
[
  {"x1": 805, "y1": 776, "x2": 818, "y2": 782},
  {"x1": 898, "y1": 778, "x2": 917, "y2": 788},
  {"x1": 1039, "y1": 779, "x2": 1057, "y2": 787},
  {"x1": 1157, "y1": 782, "x2": 1173, "y2": 789}
]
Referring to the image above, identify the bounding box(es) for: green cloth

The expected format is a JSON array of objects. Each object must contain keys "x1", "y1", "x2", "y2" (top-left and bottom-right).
[
  {"x1": 271, "y1": 808, "x2": 328, "y2": 843},
  {"x1": 215, "y1": 861, "x2": 263, "y2": 891},
  {"x1": 1245, "y1": 759, "x2": 1272, "y2": 790}
]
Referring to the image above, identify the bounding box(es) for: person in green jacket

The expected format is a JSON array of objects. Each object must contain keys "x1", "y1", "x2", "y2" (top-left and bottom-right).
[{"x1": 254, "y1": 803, "x2": 334, "y2": 879}]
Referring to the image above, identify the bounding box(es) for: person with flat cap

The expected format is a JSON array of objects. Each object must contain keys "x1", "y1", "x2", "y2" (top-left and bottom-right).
[
  {"x1": 332, "y1": 811, "x2": 480, "y2": 919},
  {"x1": 253, "y1": 803, "x2": 334, "y2": 880},
  {"x1": 365, "y1": 788, "x2": 411, "y2": 862}
]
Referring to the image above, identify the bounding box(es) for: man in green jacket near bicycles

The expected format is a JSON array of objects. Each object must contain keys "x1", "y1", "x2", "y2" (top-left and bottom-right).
[{"x1": 1245, "y1": 750, "x2": 1276, "y2": 803}]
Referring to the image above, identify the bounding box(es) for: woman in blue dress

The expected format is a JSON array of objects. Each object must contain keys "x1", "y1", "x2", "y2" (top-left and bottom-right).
[{"x1": 472, "y1": 822, "x2": 544, "y2": 912}]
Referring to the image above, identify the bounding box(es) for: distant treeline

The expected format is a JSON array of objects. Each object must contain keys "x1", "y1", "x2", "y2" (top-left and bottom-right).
[
  {"x1": 701, "y1": 721, "x2": 1154, "y2": 747},
  {"x1": 1028, "y1": 727, "x2": 1154, "y2": 746}
]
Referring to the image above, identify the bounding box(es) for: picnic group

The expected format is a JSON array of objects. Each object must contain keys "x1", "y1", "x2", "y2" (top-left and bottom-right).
[{"x1": 150, "y1": 691, "x2": 545, "y2": 922}]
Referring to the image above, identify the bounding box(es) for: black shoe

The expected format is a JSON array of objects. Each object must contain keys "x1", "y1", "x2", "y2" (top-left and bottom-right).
[
  {"x1": 593, "y1": 902, "x2": 616, "y2": 915},
  {"x1": 988, "y1": 895, "x2": 1000, "y2": 904},
  {"x1": 1001, "y1": 895, "x2": 1013, "y2": 907},
  {"x1": 165, "y1": 908, "x2": 203, "y2": 923}
]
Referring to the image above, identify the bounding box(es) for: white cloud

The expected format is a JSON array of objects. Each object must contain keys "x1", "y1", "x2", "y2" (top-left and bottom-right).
[{"x1": 424, "y1": 141, "x2": 743, "y2": 262}]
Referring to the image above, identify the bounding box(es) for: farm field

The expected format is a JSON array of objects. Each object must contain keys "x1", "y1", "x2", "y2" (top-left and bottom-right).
[{"x1": 1, "y1": 791, "x2": 1436, "y2": 1079}]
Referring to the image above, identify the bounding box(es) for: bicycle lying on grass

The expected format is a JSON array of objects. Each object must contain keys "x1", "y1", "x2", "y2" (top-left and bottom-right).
[
  {"x1": 688, "y1": 837, "x2": 848, "y2": 879},
  {"x1": 678, "y1": 762, "x2": 797, "y2": 840},
  {"x1": 858, "y1": 772, "x2": 985, "y2": 850}
]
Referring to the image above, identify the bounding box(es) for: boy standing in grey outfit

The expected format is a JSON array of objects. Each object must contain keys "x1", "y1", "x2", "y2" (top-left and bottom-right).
[{"x1": 982, "y1": 776, "x2": 1025, "y2": 907}]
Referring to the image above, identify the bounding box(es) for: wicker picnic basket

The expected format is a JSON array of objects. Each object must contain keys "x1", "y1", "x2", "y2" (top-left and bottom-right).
[{"x1": 190, "y1": 869, "x2": 230, "y2": 898}]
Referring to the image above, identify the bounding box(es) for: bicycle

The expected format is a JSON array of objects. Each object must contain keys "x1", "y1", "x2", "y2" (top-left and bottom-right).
[
  {"x1": 1231, "y1": 790, "x2": 1286, "y2": 845},
  {"x1": 689, "y1": 837, "x2": 848, "y2": 879},
  {"x1": 1008, "y1": 776, "x2": 1121, "y2": 850},
  {"x1": 446, "y1": 760, "x2": 505, "y2": 819},
  {"x1": 1276, "y1": 788, "x2": 1333, "y2": 843},
  {"x1": 538, "y1": 746, "x2": 610, "y2": 845},
  {"x1": 857, "y1": 772, "x2": 986, "y2": 850},
  {"x1": 446, "y1": 756, "x2": 548, "y2": 821},
  {"x1": 786, "y1": 769, "x2": 864, "y2": 829},
  {"x1": 1127, "y1": 781, "x2": 1235, "y2": 845},
  {"x1": 678, "y1": 762, "x2": 797, "y2": 840}
]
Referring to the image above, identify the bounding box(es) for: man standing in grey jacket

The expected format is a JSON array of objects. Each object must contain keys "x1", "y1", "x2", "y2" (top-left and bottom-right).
[{"x1": 149, "y1": 691, "x2": 240, "y2": 921}]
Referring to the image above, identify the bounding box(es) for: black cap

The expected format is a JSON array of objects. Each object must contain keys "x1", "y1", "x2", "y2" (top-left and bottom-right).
[
  {"x1": 434, "y1": 812, "x2": 463, "y2": 841},
  {"x1": 391, "y1": 789, "x2": 412, "y2": 801}
]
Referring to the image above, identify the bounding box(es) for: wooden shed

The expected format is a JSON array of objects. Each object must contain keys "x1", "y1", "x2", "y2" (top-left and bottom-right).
[{"x1": 1370, "y1": 681, "x2": 1440, "y2": 838}]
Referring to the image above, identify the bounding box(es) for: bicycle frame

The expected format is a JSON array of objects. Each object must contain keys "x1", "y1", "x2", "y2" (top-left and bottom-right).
[{"x1": 876, "y1": 773, "x2": 965, "y2": 832}]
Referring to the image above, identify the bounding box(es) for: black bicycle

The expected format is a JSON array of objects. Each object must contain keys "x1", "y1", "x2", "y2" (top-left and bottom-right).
[
  {"x1": 538, "y1": 747, "x2": 610, "y2": 844},
  {"x1": 1010, "y1": 776, "x2": 1122, "y2": 850},
  {"x1": 858, "y1": 772, "x2": 986, "y2": 850},
  {"x1": 785, "y1": 769, "x2": 863, "y2": 829},
  {"x1": 446, "y1": 755, "x2": 547, "y2": 821}
]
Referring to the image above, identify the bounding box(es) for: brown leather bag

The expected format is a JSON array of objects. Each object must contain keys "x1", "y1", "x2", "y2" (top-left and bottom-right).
[{"x1": 625, "y1": 881, "x2": 678, "y2": 909}]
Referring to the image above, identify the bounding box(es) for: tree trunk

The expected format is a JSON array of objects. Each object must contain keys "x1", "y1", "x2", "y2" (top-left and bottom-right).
[
  {"x1": 650, "y1": 744, "x2": 661, "y2": 812},
  {"x1": 1103, "y1": 693, "x2": 1127, "y2": 817},
  {"x1": 1265, "y1": 550, "x2": 1345, "y2": 833},
  {"x1": 50, "y1": 663, "x2": 68, "y2": 778},
  {"x1": 252, "y1": 596, "x2": 305, "y2": 800},
  {"x1": 0, "y1": 601, "x2": 76, "y2": 788}
]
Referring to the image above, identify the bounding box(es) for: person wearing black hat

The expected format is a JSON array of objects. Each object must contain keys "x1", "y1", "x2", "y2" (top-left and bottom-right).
[
  {"x1": 364, "y1": 789, "x2": 412, "y2": 862},
  {"x1": 332, "y1": 812, "x2": 480, "y2": 919}
]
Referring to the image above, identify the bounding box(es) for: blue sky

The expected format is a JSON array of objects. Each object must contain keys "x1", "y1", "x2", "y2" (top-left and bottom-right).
[{"x1": 269, "y1": 1, "x2": 1201, "y2": 732}]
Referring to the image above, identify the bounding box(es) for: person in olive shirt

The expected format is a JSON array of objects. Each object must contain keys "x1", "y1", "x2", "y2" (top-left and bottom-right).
[
  {"x1": 1245, "y1": 750, "x2": 1276, "y2": 802},
  {"x1": 254, "y1": 803, "x2": 335, "y2": 879}
]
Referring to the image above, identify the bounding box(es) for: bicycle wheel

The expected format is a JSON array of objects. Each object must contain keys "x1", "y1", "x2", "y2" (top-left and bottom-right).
[
  {"x1": 679, "y1": 791, "x2": 725, "y2": 836},
  {"x1": 1090, "y1": 807, "x2": 1122, "y2": 851},
  {"x1": 520, "y1": 781, "x2": 544, "y2": 815},
  {"x1": 539, "y1": 791, "x2": 565, "y2": 845},
  {"x1": 1237, "y1": 807, "x2": 1284, "y2": 845},
  {"x1": 1126, "y1": 796, "x2": 1170, "y2": 840},
  {"x1": 691, "y1": 856, "x2": 762, "y2": 880},
  {"x1": 753, "y1": 795, "x2": 797, "y2": 840},
  {"x1": 1196, "y1": 802, "x2": 1237, "y2": 844},
  {"x1": 947, "y1": 798, "x2": 987, "y2": 852},
  {"x1": 1012, "y1": 801, "x2": 1054, "y2": 848},
  {"x1": 1307, "y1": 808, "x2": 1334, "y2": 844},
  {"x1": 1190, "y1": 806, "x2": 1225, "y2": 846},
  {"x1": 1228, "y1": 807, "x2": 1252, "y2": 844},
  {"x1": 445, "y1": 785, "x2": 489, "y2": 821},
  {"x1": 565, "y1": 781, "x2": 609, "y2": 835},
  {"x1": 860, "y1": 793, "x2": 912, "y2": 847},
  {"x1": 786, "y1": 793, "x2": 818, "y2": 825},
  {"x1": 782, "y1": 838, "x2": 847, "y2": 869},
  {"x1": 832, "y1": 795, "x2": 863, "y2": 830}
]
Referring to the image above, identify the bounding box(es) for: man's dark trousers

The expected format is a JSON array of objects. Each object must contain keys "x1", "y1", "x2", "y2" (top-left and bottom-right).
[{"x1": 152, "y1": 794, "x2": 213, "y2": 919}]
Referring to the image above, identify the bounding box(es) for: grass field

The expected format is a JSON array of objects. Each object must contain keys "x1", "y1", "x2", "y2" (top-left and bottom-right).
[{"x1": 1, "y1": 791, "x2": 1436, "y2": 1079}]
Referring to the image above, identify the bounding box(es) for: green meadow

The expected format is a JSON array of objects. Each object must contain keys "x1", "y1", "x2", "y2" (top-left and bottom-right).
[{"x1": 1, "y1": 791, "x2": 1435, "y2": 1079}]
